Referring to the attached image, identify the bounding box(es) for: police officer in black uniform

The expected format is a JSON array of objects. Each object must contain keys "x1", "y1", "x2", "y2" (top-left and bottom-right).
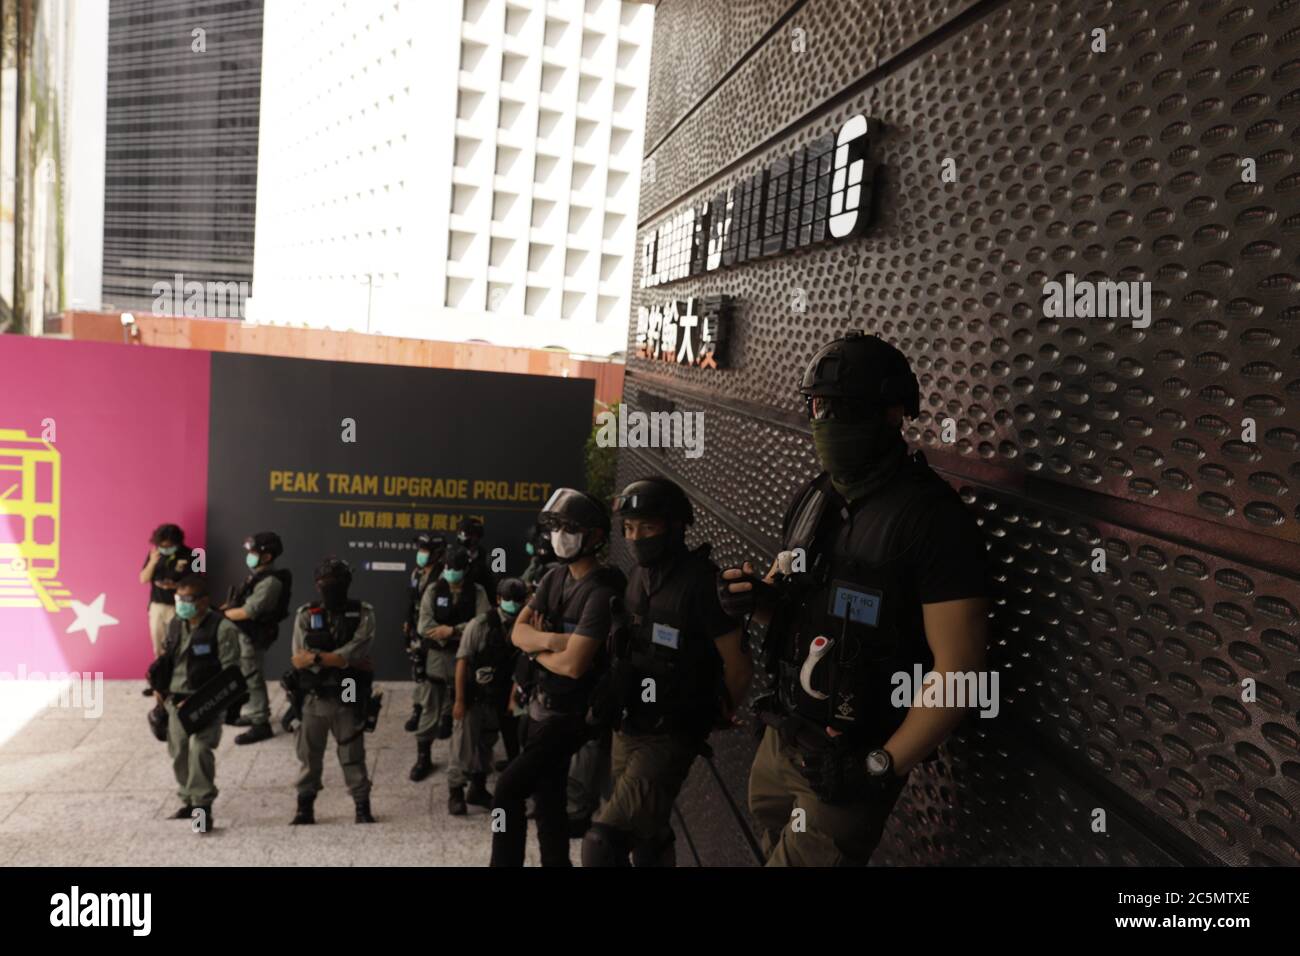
[
  {"x1": 520, "y1": 522, "x2": 557, "y2": 590},
  {"x1": 720, "y1": 330, "x2": 989, "y2": 866},
  {"x1": 489, "y1": 488, "x2": 625, "y2": 867},
  {"x1": 581, "y1": 477, "x2": 753, "y2": 866},
  {"x1": 222, "y1": 532, "x2": 293, "y2": 744},
  {"x1": 404, "y1": 533, "x2": 447, "y2": 732}
]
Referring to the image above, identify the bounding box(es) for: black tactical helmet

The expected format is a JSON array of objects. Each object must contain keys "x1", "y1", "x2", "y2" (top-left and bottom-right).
[
  {"x1": 612, "y1": 477, "x2": 694, "y2": 525},
  {"x1": 314, "y1": 556, "x2": 353, "y2": 588},
  {"x1": 498, "y1": 577, "x2": 527, "y2": 603},
  {"x1": 244, "y1": 531, "x2": 284, "y2": 560},
  {"x1": 443, "y1": 545, "x2": 471, "y2": 571},
  {"x1": 799, "y1": 329, "x2": 920, "y2": 416},
  {"x1": 539, "y1": 487, "x2": 610, "y2": 534},
  {"x1": 414, "y1": 532, "x2": 446, "y2": 554}
]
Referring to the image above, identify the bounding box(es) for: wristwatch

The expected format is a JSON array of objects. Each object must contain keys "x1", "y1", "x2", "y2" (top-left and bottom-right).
[
  {"x1": 313, "y1": 652, "x2": 322, "y2": 666},
  {"x1": 865, "y1": 748, "x2": 893, "y2": 778}
]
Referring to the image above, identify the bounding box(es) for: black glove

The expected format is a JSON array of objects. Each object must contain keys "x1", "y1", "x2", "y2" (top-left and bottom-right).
[{"x1": 716, "y1": 567, "x2": 776, "y2": 619}]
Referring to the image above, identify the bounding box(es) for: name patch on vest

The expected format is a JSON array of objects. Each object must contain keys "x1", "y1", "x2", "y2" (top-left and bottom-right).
[
  {"x1": 437, "y1": 597, "x2": 450, "y2": 607},
  {"x1": 651, "y1": 623, "x2": 681, "y2": 650},
  {"x1": 310, "y1": 611, "x2": 325, "y2": 630},
  {"x1": 193, "y1": 643, "x2": 213, "y2": 655},
  {"x1": 828, "y1": 583, "x2": 882, "y2": 626}
]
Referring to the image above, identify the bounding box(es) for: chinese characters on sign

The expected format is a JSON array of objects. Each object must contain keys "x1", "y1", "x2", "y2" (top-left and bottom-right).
[
  {"x1": 634, "y1": 295, "x2": 732, "y2": 369},
  {"x1": 338, "y1": 510, "x2": 483, "y2": 532}
]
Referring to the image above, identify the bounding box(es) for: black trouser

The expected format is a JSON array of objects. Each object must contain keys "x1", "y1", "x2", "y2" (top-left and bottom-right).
[
  {"x1": 490, "y1": 712, "x2": 588, "y2": 867},
  {"x1": 498, "y1": 703, "x2": 521, "y2": 761}
]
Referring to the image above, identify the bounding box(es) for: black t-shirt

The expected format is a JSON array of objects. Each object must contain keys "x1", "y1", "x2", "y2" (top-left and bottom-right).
[
  {"x1": 143, "y1": 548, "x2": 194, "y2": 606},
  {"x1": 527, "y1": 564, "x2": 620, "y2": 711}
]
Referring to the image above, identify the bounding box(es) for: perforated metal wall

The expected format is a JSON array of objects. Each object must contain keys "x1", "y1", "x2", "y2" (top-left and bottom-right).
[{"x1": 620, "y1": 0, "x2": 1300, "y2": 866}]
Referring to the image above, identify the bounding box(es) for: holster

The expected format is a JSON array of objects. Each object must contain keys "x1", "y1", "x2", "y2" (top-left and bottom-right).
[{"x1": 755, "y1": 693, "x2": 875, "y2": 805}]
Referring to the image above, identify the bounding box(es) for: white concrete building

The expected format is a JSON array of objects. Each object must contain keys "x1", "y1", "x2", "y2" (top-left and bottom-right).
[{"x1": 248, "y1": 0, "x2": 653, "y2": 357}]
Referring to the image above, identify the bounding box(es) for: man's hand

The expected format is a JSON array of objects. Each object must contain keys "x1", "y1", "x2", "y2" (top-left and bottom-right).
[
  {"x1": 292, "y1": 651, "x2": 315, "y2": 669},
  {"x1": 431, "y1": 624, "x2": 455, "y2": 641},
  {"x1": 147, "y1": 546, "x2": 160, "y2": 564},
  {"x1": 718, "y1": 561, "x2": 777, "y2": 620},
  {"x1": 452, "y1": 700, "x2": 466, "y2": 721}
]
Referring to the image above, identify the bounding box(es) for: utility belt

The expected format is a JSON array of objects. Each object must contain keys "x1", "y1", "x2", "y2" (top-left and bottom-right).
[{"x1": 755, "y1": 692, "x2": 887, "y2": 806}]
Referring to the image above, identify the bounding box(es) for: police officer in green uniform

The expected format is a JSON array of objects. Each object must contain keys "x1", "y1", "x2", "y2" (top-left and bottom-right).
[
  {"x1": 719, "y1": 331, "x2": 990, "y2": 866},
  {"x1": 404, "y1": 533, "x2": 447, "y2": 733},
  {"x1": 410, "y1": 545, "x2": 491, "y2": 781},
  {"x1": 456, "y1": 517, "x2": 497, "y2": 602},
  {"x1": 447, "y1": 576, "x2": 526, "y2": 815},
  {"x1": 490, "y1": 488, "x2": 625, "y2": 867},
  {"x1": 150, "y1": 574, "x2": 240, "y2": 828},
  {"x1": 223, "y1": 532, "x2": 292, "y2": 744},
  {"x1": 582, "y1": 477, "x2": 753, "y2": 866},
  {"x1": 288, "y1": 557, "x2": 378, "y2": 825}
]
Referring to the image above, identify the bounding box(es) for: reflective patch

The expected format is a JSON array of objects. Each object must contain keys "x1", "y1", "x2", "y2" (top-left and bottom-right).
[
  {"x1": 193, "y1": 643, "x2": 213, "y2": 655},
  {"x1": 437, "y1": 597, "x2": 450, "y2": 607},
  {"x1": 652, "y1": 622, "x2": 681, "y2": 649},
  {"x1": 310, "y1": 611, "x2": 324, "y2": 630},
  {"x1": 828, "y1": 583, "x2": 882, "y2": 626}
]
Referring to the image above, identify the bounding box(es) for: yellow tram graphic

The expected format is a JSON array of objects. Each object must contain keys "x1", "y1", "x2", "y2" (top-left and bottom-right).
[{"x1": 0, "y1": 428, "x2": 72, "y2": 612}]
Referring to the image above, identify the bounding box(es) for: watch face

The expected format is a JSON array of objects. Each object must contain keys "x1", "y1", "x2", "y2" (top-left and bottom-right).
[{"x1": 867, "y1": 750, "x2": 890, "y2": 775}]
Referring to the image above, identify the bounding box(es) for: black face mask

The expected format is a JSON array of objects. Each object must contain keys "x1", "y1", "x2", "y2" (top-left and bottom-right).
[
  {"x1": 318, "y1": 582, "x2": 348, "y2": 609},
  {"x1": 631, "y1": 532, "x2": 679, "y2": 568}
]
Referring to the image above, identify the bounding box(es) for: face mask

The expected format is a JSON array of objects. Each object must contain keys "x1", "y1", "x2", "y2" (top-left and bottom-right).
[
  {"x1": 525, "y1": 542, "x2": 535, "y2": 556},
  {"x1": 810, "y1": 417, "x2": 907, "y2": 503},
  {"x1": 245, "y1": 552, "x2": 261, "y2": 570},
  {"x1": 159, "y1": 545, "x2": 178, "y2": 557},
  {"x1": 318, "y1": 582, "x2": 347, "y2": 608},
  {"x1": 416, "y1": 550, "x2": 430, "y2": 568},
  {"x1": 501, "y1": 599, "x2": 522, "y2": 616},
  {"x1": 551, "y1": 529, "x2": 584, "y2": 561},
  {"x1": 631, "y1": 533, "x2": 675, "y2": 568},
  {"x1": 175, "y1": 598, "x2": 198, "y2": 620},
  {"x1": 442, "y1": 568, "x2": 465, "y2": 584}
]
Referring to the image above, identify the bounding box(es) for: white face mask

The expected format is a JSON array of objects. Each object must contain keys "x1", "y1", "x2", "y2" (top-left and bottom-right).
[{"x1": 551, "y1": 529, "x2": 584, "y2": 559}]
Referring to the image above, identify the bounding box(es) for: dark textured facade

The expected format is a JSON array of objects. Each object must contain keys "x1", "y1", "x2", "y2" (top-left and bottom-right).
[
  {"x1": 101, "y1": 0, "x2": 263, "y2": 312},
  {"x1": 618, "y1": 0, "x2": 1300, "y2": 866}
]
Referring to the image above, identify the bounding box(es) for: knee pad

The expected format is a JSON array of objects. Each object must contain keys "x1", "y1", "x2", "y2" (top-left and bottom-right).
[
  {"x1": 580, "y1": 823, "x2": 631, "y2": 868},
  {"x1": 631, "y1": 830, "x2": 676, "y2": 868}
]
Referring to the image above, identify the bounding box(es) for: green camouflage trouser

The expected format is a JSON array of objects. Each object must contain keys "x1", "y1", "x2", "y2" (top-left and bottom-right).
[
  {"x1": 296, "y1": 694, "x2": 371, "y2": 799},
  {"x1": 237, "y1": 634, "x2": 270, "y2": 724},
  {"x1": 166, "y1": 698, "x2": 223, "y2": 807}
]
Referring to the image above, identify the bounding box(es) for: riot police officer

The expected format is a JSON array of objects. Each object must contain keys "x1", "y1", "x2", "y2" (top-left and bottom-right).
[
  {"x1": 288, "y1": 557, "x2": 378, "y2": 825},
  {"x1": 447, "y1": 576, "x2": 526, "y2": 815},
  {"x1": 719, "y1": 330, "x2": 990, "y2": 866},
  {"x1": 520, "y1": 522, "x2": 557, "y2": 590},
  {"x1": 581, "y1": 477, "x2": 753, "y2": 866},
  {"x1": 410, "y1": 545, "x2": 491, "y2": 781},
  {"x1": 489, "y1": 488, "x2": 625, "y2": 867},
  {"x1": 456, "y1": 516, "x2": 497, "y2": 602},
  {"x1": 222, "y1": 531, "x2": 292, "y2": 744},
  {"x1": 405, "y1": 533, "x2": 447, "y2": 732},
  {"x1": 149, "y1": 573, "x2": 241, "y2": 828}
]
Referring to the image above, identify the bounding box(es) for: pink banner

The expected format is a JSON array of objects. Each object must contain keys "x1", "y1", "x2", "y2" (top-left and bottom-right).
[{"x1": 0, "y1": 337, "x2": 210, "y2": 678}]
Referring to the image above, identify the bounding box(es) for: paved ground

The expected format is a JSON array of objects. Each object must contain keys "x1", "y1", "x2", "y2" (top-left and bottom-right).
[{"x1": 0, "y1": 680, "x2": 545, "y2": 866}]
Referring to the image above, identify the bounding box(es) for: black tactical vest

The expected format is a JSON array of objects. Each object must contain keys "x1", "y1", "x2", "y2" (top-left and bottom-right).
[
  {"x1": 234, "y1": 567, "x2": 293, "y2": 647},
  {"x1": 537, "y1": 564, "x2": 627, "y2": 715},
  {"x1": 767, "y1": 454, "x2": 950, "y2": 745},
  {"x1": 623, "y1": 546, "x2": 724, "y2": 737},
  {"x1": 430, "y1": 579, "x2": 480, "y2": 635},
  {"x1": 300, "y1": 600, "x2": 364, "y2": 694},
  {"x1": 164, "y1": 611, "x2": 225, "y2": 693},
  {"x1": 469, "y1": 609, "x2": 517, "y2": 707}
]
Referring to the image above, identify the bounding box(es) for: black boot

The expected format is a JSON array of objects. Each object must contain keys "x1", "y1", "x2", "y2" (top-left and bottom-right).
[
  {"x1": 409, "y1": 740, "x2": 434, "y2": 781},
  {"x1": 279, "y1": 707, "x2": 297, "y2": 734},
  {"x1": 171, "y1": 804, "x2": 194, "y2": 820},
  {"x1": 354, "y1": 798, "x2": 375, "y2": 824},
  {"x1": 235, "y1": 722, "x2": 273, "y2": 745},
  {"x1": 448, "y1": 786, "x2": 467, "y2": 816},
  {"x1": 291, "y1": 794, "x2": 316, "y2": 825},
  {"x1": 465, "y1": 773, "x2": 492, "y2": 809},
  {"x1": 224, "y1": 704, "x2": 241, "y2": 726},
  {"x1": 404, "y1": 704, "x2": 422, "y2": 733}
]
